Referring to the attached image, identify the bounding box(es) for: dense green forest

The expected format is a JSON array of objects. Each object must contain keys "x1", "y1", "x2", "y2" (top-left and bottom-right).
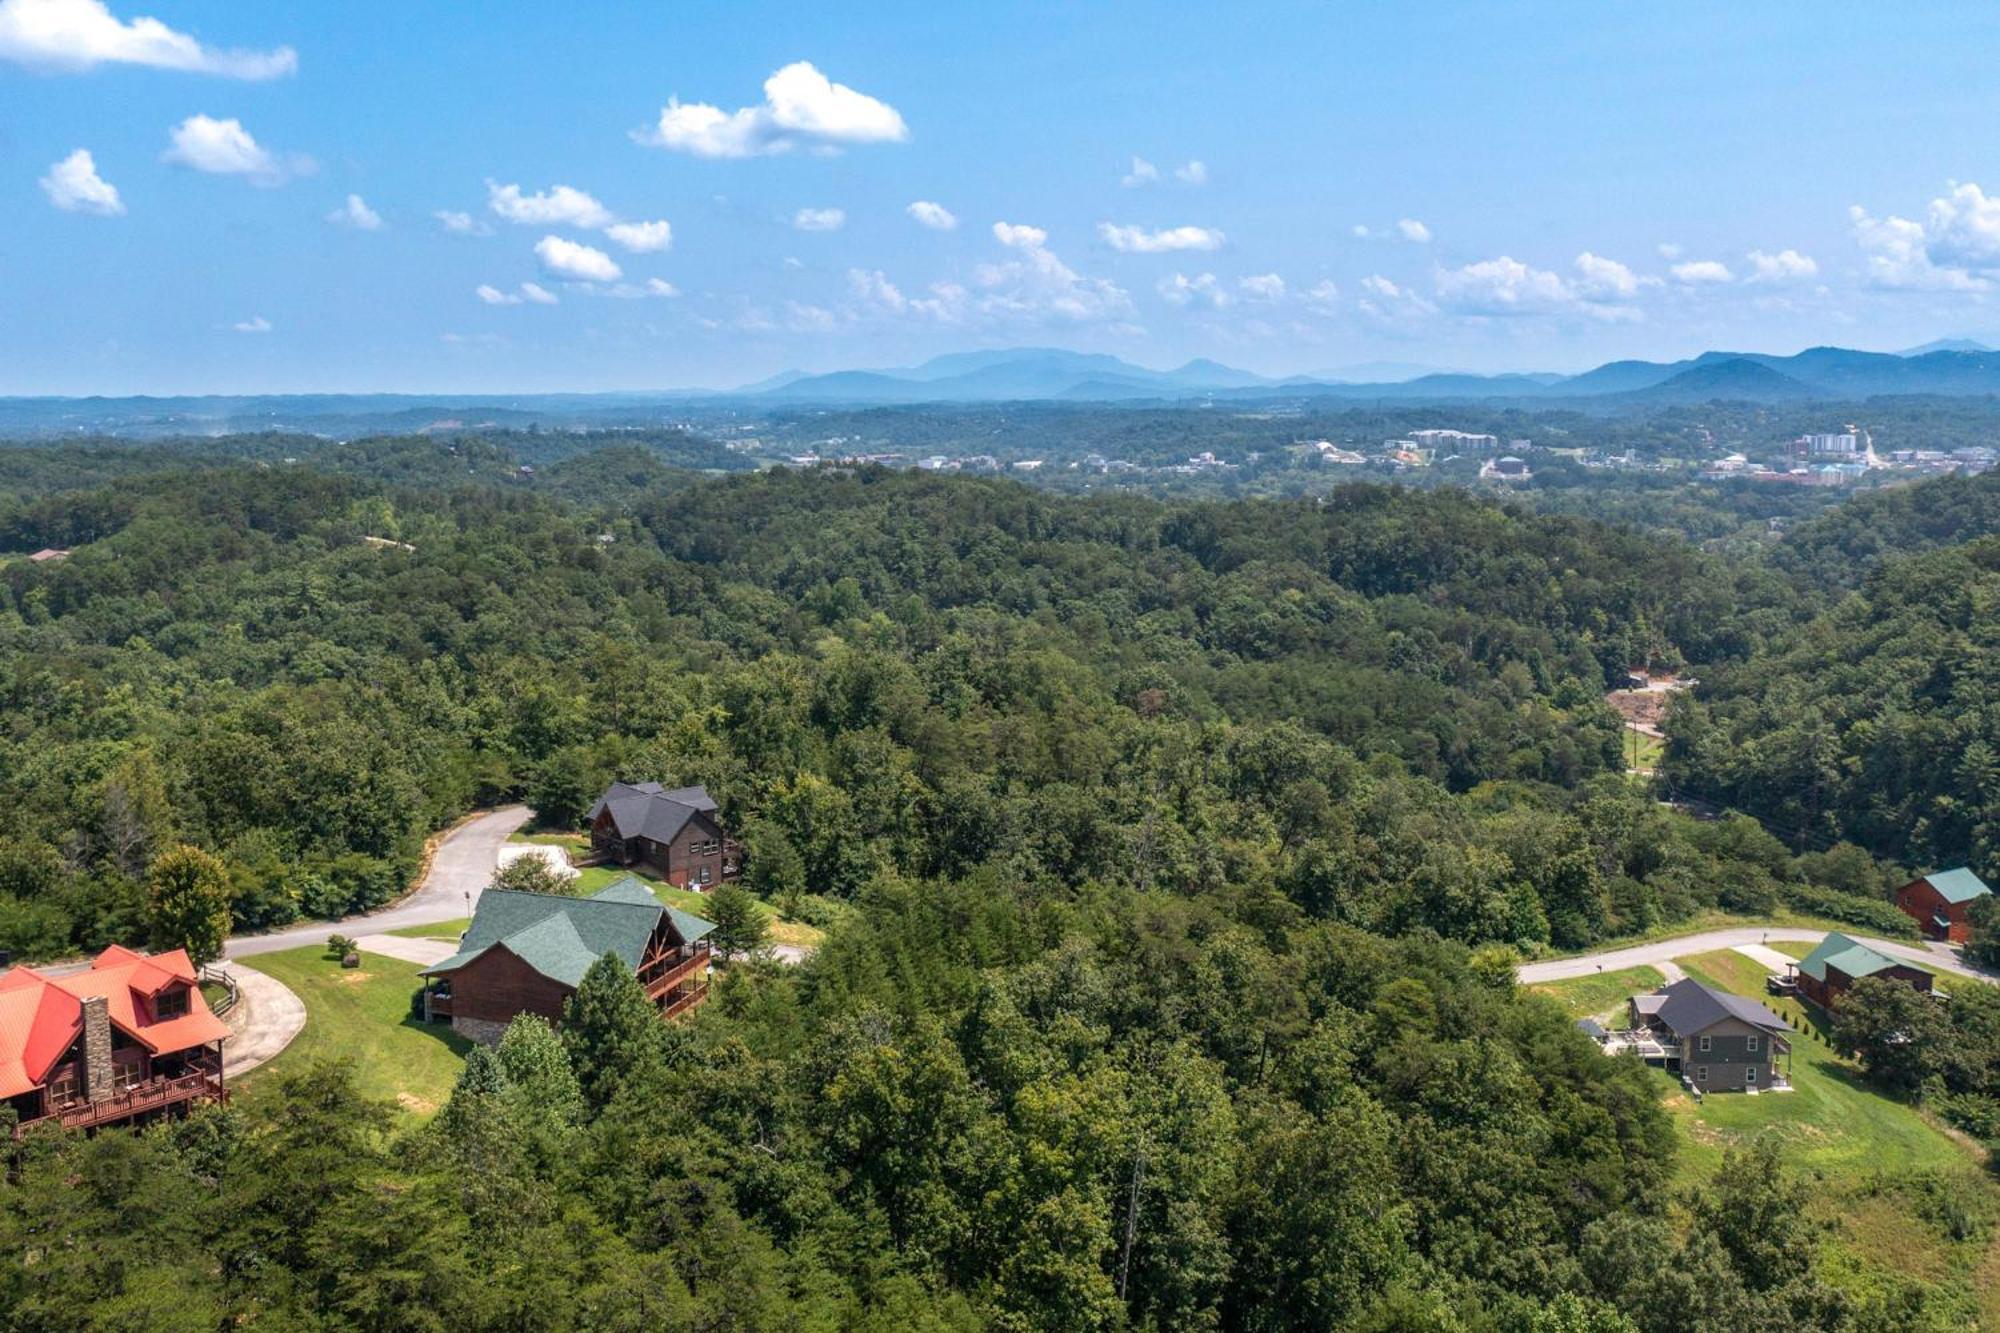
[
  {"x1": 0, "y1": 439, "x2": 1909, "y2": 961},
  {"x1": 4, "y1": 433, "x2": 2000, "y2": 1329}
]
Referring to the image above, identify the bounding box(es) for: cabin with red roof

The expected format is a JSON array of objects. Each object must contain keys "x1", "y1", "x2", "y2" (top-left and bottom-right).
[{"x1": 0, "y1": 945, "x2": 230, "y2": 1138}]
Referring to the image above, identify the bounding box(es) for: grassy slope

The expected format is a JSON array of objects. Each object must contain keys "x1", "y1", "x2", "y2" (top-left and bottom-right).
[
  {"x1": 1532, "y1": 908, "x2": 1916, "y2": 962},
  {"x1": 386, "y1": 917, "x2": 469, "y2": 940},
  {"x1": 233, "y1": 945, "x2": 468, "y2": 1119},
  {"x1": 1526, "y1": 965, "x2": 1663, "y2": 1018},
  {"x1": 1667, "y1": 947, "x2": 1998, "y2": 1321}
]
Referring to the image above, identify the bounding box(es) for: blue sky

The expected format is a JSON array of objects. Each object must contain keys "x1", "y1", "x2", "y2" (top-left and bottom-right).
[{"x1": 8, "y1": 0, "x2": 2000, "y2": 393}]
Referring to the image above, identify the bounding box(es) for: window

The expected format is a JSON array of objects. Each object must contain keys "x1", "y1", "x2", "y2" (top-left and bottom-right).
[
  {"x1": 1698, "y1": 1035, "x2": 1711, "y2": 1053},
  {"x1": 155, "y1": 986, "x2": 188, "y2": 1020},
  {"x1": 1746, "y1": 1035, "x2": 1759, "y2": 1053},
  {"x1": 1746, "y1": 1066, "x2": 1758, "y2": 1085},
  {"x1": 1696, "y1": 1066, "x2": 1708, "y2": 1083}
]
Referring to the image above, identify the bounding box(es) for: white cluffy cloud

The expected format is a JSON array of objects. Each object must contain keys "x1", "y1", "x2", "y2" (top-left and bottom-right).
[
  {"x1": 1354, "y1": 219, "x2": 1432, "y2": 242},
  {"x1": 163, "y1": 114, "x2": 296, "y2": 185},
  {"x1": 1098, "y1": 222, "x2": 1225, "y2": 253},
  {"x1": 1158, "y1": 272, "x2": 1228, "y2": 307},
  {"x1": 1434, "y1": 252, "x2": 1654, "y2": 318},
  {"x1": 477, "y1": 282, "x2": 559, "y2": 306},
  {"x1": 0, "y1": 0, "x2": 294, "y2": 78},
  {"x1": 435, "y1": 209, "x2": 491, "y2": 236},
  {"x1": 906, "y1": 199, "x2": 957, "y2": 230},
  {"x1": 604, "y1": 219, "x2": 672, "y2": 252},
  {"x1": 534, "y1": 235, "x2": 621, "y2": 283},
  {"x1": 487, "y1": 181, "x2": 672, "y2": 256},
  {"x1": 1121, "y1": 156, "x2": 1206, "y2": 186},
  {"x1": 1670, "y1": 259, "x2": 1734, "y2": 285},
  {"x1": 1849, "y1": 182, "x2": 2000, "y2": 292},
  {"x1": 793, "y1": 207, "x2": 845, "y2": 232},
  {"x1": 488, "y1": 180, "x2": 614, "y2": 229},
  {"x1": 992, "y1": 220, "x2": 1047, "y2": 249},
  {"x1": 1746, "y1": 248, "x2": 1818, "y2": 283},
  {"x1": 977, "y1": 222, "x2": 1131, "y2": 324},
  {"x1": 1238, "y1": 273, "x2": 1286, "y2": 301},
  {"x1": 39, "y1": 148, "x2": 122, "y2": 214},
  {"x1": 639, "y1": 60, "x2": 907, "y2": 158},
  {"x1": 326, "y1": 193, "x2": 382, "y2": 230},
  {"x1": 1573, "y1": 251, "x2": 1648, "y2": 299},
  {"x1": 232, "y1": 315, "x2": 271, "y2": 334}
]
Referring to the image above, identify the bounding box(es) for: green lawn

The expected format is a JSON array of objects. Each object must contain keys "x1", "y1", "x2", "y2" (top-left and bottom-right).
[
  {"x1": 386, "y1": 917, "x2": 468, "y2": 941},
  {"x1": 1527, "y1": 965, "x2": 1663, "y2": 1019},
  {"x1": 507, "y1": 829, "x2": 590, "y2": 850},
  {"x1": 233, "y1": 945, "x2": 468, "y2": 1119},
  {"x1": 572, "y1": 864, "x2": 826, "y2": 951}
]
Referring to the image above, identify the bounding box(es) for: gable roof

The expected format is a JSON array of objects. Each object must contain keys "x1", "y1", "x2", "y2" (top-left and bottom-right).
[
  {"x1": 424, "y1": 877, "x2": 715, "y2": 989},
  {"x1": 1921, "y1": 867, "x2": 1993, "y2": 905},
  {"x1": 588, "y1": 781, "x2": 719, "y2": 847},
  {"x1": 1651, "y1": 978, "x2": 1789, "y2": 1039},
  {"x1": 1798, "y1": 932, "x2": 1921, "y2": 984},
  {"x1": 0, "y1": 946, "x2": 230, "y2": 1100}
]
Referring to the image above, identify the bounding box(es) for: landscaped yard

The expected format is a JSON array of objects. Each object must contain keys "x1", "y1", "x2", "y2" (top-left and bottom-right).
[
  {"x1": 233, "y1": 945, "x2": 468, "y2": 1119},
  {"x1": 570, "y1": 863, "x2": 827, "y2": 951}
]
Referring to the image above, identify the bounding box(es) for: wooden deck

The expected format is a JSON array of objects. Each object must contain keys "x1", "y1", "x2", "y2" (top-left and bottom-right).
[{"x1": 13, "y1": 1070, "x2": 225, "y2": 1139}]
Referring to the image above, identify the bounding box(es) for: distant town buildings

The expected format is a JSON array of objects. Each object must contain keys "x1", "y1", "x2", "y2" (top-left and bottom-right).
[
  {"x1": 1480, "y1": 455, "x2": 1532, "y2": 481},
  {"x1": 1409, "y1": 429, "x2": 1499, "y2": 452}
]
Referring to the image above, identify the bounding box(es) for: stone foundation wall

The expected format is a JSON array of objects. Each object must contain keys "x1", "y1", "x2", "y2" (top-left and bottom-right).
[{"x1": 452, "y1": 1015, "x2": 510, "y2": 1046}]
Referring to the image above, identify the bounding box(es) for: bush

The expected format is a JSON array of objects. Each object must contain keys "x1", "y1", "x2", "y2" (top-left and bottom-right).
[{"x1": 1782, "y1": 883, "x2": 1919, "y2": 938}]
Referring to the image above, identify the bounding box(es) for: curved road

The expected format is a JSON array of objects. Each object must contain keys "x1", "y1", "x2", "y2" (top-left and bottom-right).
[
  {"x1": 208, "y1": 805, "x2": 531, "y2": 1075},
  {"x1": 223, "y1": 805, "x2": 531, "y2": 959},
  {"x1": 1517, "y1": 925, "x2": 1991, "y2": 985}
]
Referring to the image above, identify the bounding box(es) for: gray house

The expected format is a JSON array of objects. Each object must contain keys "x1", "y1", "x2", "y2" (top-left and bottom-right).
[{"x1": 1629, "y1": 978, "x2": 1792, "y2": 1093}]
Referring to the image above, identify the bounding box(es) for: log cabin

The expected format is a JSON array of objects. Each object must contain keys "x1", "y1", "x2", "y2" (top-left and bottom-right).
[
  {"x1": 1794, "y1": 931, "x2": 1933, "y2": 1009},
  {"x1": 420, "y1": 877, "x2": 716, "y2": 1043},
  {"x1": 0, "y1": 945, "x2": 230, "y2": 1138},
  {"x1": 587, "y1": 781, "x2": 741, "y2": 889},
  {"x1": 1895, "y1": 867, "x2": 1993, "y2": 943}
]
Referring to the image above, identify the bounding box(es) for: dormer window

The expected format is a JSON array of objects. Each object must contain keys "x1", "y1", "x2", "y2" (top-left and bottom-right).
[{"x1": 155, "y1": 985, "x2": 189, "y2": 1020}]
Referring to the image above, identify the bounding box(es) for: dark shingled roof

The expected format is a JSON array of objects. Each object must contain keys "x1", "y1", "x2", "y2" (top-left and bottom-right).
[
  {"x1": 588, "y1": 781, "x2": 719, "y2": 847},
  {"x1": 1651, "y1": 977, "x2": 1788, "y2": 1040}
]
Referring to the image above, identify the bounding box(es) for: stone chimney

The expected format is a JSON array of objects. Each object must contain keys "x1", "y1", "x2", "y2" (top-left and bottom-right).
[{"x1": 80, "y1": 995, "x2": 113, "y2": 1104}]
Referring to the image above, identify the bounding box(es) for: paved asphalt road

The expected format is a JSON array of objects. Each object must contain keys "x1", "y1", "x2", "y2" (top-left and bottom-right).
[
  {"x1": 223, "y1": 805, "x2": 531, "y2": 960},
  {"x1": 1516, "y1": 926, "x2": 1990, "y2": 985}
]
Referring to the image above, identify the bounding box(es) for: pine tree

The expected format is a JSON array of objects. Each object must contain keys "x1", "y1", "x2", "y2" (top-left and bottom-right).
[
  {"x1": 561, "y1": 952, "x2": 665, "y2": 1111},
  {"x1": 706, "y1": 882, "x2": 769, "y2": 960}
]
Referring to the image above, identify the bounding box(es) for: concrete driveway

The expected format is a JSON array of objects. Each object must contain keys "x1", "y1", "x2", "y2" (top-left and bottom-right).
[{"x1": 224, "y1": 805, "x2": 531, "y2": 959}]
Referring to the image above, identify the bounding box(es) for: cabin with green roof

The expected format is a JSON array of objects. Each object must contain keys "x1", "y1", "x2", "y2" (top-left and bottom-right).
[
  {"x1": 1896, "y1": 867, "x2": 1994, "y2": 943},
  {"x1": 1794, "y1": 931, "x2": 1933, "y2": 1009},
  {"x1": 420, "y1": 876, "x2": 716, "y2": 1043}
]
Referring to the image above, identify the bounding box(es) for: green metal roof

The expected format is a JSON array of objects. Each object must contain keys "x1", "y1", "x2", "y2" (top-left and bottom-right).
[
  {"x1": 422, "y1": 876, "x2": 715, "y2": 987},
  {"x1": 1923, "y1": 867, "x2": 1993, "y2": 905},
  {"x1": 1797, "y1": 931, "x2": 1908, "y2": 983}
]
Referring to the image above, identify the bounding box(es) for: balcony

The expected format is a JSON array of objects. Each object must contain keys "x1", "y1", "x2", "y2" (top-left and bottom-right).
[
  {"x1": 659, "y1": 981, "x2": 710, "y2": 1020},
  {"x1": 643, "y1": 944, "x2": 712, "y2": 1002},
  {"x1": 14, "y1": 1070, "x2": 225, "y2": 1139}
]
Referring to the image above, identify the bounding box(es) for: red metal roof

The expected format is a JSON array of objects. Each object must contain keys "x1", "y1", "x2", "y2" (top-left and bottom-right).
[{"x1": 0, "y1": 946, "x2": 229, "y2": 1100}]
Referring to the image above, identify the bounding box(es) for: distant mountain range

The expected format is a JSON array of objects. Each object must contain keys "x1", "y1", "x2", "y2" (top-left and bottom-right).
[
  {"x1": 11, "y1": 341, "x2": 2000, "y2": 437},
  {"x1": 741, "y1": 342, "x2": 2000, "y2": 406}
]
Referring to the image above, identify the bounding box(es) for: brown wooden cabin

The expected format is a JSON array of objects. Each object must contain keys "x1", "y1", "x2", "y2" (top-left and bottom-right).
[
  {"x1": 0, "y1": 945, "x2": 229, "y2": 1138},
  {"x1": 421, "y1": 877, "x2": 716, "y2": 1043},
  {"x1": 587, "y1": 781, "x2": 740, "y2": 889}
]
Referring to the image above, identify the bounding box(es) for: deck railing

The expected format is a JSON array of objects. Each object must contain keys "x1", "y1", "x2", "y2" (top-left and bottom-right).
[
  {"x1": 642, "y1": 945, "x2": 712, "y2": 1001},
  {"x1": 659, "y1": 981, "x2": 710, "y2": 1020},
  {"x1": 13, "y1": 1071, "x2": 225, "y2": 1139}
]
